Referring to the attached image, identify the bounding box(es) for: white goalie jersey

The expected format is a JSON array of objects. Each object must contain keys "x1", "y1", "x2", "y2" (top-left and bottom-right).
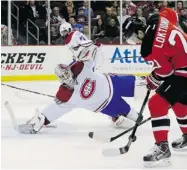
[{"x1": 42, "y1": 60, "x2": 113, "y2": 123}]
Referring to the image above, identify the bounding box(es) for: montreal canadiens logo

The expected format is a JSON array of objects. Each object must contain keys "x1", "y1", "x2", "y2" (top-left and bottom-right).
[{"x1": 80, "y1": 79, "x2": 96, "y2": 99}]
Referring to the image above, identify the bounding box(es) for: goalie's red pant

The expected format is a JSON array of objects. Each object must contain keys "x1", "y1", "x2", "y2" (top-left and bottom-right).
[{"x1": 148, "y1": 94, "x2": 187, "y2": 143}]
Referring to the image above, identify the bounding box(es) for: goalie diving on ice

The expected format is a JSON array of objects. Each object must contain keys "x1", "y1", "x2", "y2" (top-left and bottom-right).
[{"x1": 5, "y1": 22, "x2": 146, "y2": 135}]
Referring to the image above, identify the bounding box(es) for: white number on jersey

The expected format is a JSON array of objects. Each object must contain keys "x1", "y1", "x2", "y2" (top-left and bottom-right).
[{"x1": 168, "y1": 30, "x2": 187, "y2": 54}]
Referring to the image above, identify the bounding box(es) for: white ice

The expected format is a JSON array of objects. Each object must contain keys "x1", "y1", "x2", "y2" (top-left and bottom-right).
[{"x1": 1, "y1": 81, "x2": 186, "y2": 169}]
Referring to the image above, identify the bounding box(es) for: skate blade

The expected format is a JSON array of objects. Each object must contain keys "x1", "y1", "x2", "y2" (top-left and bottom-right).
[
  {"x1": 144, "y1": 158, "x2": 171, "y2": 168},
  {"x1": 172, "y1": 147, "x2": 187, "y2": 152}
]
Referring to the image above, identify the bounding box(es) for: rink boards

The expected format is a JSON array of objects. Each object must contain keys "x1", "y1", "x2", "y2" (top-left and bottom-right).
[{"x1": 1, "y1": 45, "x2": 153, "y2": 82}]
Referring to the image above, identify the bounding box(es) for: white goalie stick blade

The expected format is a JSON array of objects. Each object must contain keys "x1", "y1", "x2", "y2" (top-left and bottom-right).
[
  {"x1": 4, "y1": 101, "x2": 33, "y2": 133},
  {"x1": 17, "y1": 124, "x2": 34, "y2": 134},
  {"x1": 4, "y1": 101, "x2": 18, "y2": 131},
  {"x1": 5, "y1": 101, "x2": 57, "y2": 133}
]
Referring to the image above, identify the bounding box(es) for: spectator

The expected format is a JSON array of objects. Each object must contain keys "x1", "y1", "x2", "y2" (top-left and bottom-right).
[
  {"x1": 112, "y1": 7, "x2": 118, "y2": 17},
  {"x1": 38, "y1": 1, "x2": 52, "y2": 19},
  {"x1": 153, "y1": 8, "x2": 160, "y2": 15},
  {"x1": 136, "y1": 28, "x2": 145, "y2": 44},
  {"x1": 177, "y1": 1, "x2": 183, "y2": 14},
  {"x1": 125, "y1": 28, "x2": 145, "y2": 45},
  {"x1": 118, "y1": 8, "x2": 131, "y2": 23},
  {"x1": 67, "y1": 6, "x2": 76, "y2": 18},
  {"x1": 124, "y1": 0, "x2": 137, "y2": 16},
  {"x1": 112, "y1": 0, "x2": 119, "y2": 13},
  {"x1": 25, "y1": 0, "x2": 39, "y2": 22},
  {"x1": 92, "y1": 18, "x2": 105, "y2": 39},
  {"x1": 61, "y1": 0, "x2": 76, "y2": 20},
  {"x1": 48, "y1": 6, "x2": 65, "y2": 42},
  {"x1": 65, "y1": 0, "x2": 75, "y2": 13},
  {"x1": 103, "y1": 7, "x2": 119, "y2": 27},
  {"x1": 49, "y1": 7, "x2": 65, "y2": 26},
  {"x1": 83, "y1": 0, "x2": 94, "y2": 18},
  {"x1": 76, "y1": 8, "x2": 88, "y2": 26},
  {"x1": 148, "y1": 8, "x2": 160, "y2": 18},
  {"x1": 105, "y1": 18, "x2": 119, "y2": 38},
  {"x1": 179, "y1": 8, "x2": 187, "y2": 33},
  {"x1": 135, "y1": 7, "x2": 146, "y2": 26},
  {"x1": 83, "y1": 25, "x2": 89, "y2": 38},
  {"x1": 69, "y1": 16, "x2": 83, "y2": 32},
  {"x1": 124, "y1": 25, "x2": 145, "y2": 45},
  {"x1": 162, "y1": 0, "x2": 168, "y2": 8}
]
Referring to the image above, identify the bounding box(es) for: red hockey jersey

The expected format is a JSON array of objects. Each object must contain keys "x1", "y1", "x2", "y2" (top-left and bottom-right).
[{"x1": 144, "y1": 8, "x2": 187, "y2": 78}]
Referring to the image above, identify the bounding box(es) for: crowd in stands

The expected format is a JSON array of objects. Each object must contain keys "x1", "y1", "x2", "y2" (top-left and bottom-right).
[
  {"x1": 1, "y1": 0, "x2": 187, "y2": 45},
  {"x1": 91, "y1": 0, "x2": 187, "y2": 44}
]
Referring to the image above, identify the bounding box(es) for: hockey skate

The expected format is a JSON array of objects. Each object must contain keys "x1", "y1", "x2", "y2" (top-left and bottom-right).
[
  {"x1": 172, "y1": 134, "x2": 187, "y2": 151},
  {"x1": 143, "y1": 142, "x2": 171, "y2": 167}
]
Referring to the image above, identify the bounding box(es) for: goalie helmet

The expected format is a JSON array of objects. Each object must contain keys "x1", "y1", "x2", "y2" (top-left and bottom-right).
[
  {"x1": 59, "y1": 22, "x2": 72, "y2": 38},
  {"x1": 55, "y1": 64, "x2": 75, "y2": 89}
]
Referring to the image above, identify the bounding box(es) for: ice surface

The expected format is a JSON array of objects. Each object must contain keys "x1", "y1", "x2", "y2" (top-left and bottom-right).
[{"x1": 1, "y1": 81, "x2": 186, "y2": 169}]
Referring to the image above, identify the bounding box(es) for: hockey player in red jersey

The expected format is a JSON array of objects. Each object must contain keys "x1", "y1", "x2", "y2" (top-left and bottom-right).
[{"x1": 124, "y1": 8, "x2": 187, "y2": 167}]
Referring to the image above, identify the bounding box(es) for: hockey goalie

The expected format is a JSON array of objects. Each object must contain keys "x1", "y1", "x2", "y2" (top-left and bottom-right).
[{"x1": 20, "y1": 22, "x2": 145, "y2": 135}]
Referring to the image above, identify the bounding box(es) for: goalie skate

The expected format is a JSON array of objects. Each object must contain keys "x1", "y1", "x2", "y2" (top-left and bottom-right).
[{"x1": 143, "y1": 142, "x2": 171, "y2": 167}]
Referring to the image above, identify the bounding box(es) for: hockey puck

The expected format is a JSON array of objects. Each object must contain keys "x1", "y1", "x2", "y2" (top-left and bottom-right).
[{"x1": 88, "y1": 132, "x2": 93, "y2": 138}]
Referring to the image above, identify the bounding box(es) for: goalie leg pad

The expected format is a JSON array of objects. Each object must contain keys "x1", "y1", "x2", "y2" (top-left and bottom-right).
[{"x1": 112, "y1": 115, "x2": 135, "y2": 129}]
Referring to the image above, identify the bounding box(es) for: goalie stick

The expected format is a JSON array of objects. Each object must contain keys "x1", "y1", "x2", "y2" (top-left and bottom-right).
[
  {"x1": 88, "y1": 117, "x2": 151, "y2": 142},
  {"x1": 1, "y1": 83, "x2": 55, "y2": 98},
  {"x1": 4, "y1": 101, "x2": 18, "y2": 131},
  {"x1": 102, "y1": 90, "x2": 151, "y2": 157},
  {"x1": 4, "y1": 101, "x2": 57, "y2": 133}
]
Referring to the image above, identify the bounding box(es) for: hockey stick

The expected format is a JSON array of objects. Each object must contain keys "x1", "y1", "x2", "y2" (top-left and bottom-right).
[
  {"x1": 4, "y1": 101, "x2": 18, "y2": 131},
  {"x1": 4, "y1": 101, "x2": 57, "y2": 133},
  {"x1": 102, "y1": 90, "x2": 151, "y2": 157},
  {"x1": 88, "y1": 117, "x2": 151, "y2": 142},
  {"x1": 1, "y1": 83, "x2": 55, "y2": 98}
]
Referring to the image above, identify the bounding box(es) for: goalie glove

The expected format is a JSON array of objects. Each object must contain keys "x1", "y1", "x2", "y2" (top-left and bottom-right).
[
  {"x1": 146, "y1": 71, "x2": 162, "y2": 90},
  {"x1": 18, "y1": 110, "x2": 48, "y2": 134}
]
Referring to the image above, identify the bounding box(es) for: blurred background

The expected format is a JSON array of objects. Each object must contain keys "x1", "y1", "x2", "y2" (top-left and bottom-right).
[{"x1": 1, "y1": 0, "x2": 187, "y2": 46}]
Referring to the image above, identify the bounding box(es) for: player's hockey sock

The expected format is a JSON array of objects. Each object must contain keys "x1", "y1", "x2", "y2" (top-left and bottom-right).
[
  {"x1": 151, "y1": 116, "x2": 170, "y2": 143},
  {"x1": 148, "y1": 94, "x2": 170, "y2": 143},
  {"x1": 172, "y1": 103, "x2": 187, "y2": 134}
]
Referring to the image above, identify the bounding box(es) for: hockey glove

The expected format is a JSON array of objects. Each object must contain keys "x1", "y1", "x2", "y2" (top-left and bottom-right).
[{"x1": 146, "y1": 71, "x2": 162, "y2": 90}]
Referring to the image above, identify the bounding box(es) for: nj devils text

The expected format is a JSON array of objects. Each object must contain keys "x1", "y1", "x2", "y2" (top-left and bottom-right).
[{"x1": 1, "y1": 53, "x2": 46, "y2": 71}]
